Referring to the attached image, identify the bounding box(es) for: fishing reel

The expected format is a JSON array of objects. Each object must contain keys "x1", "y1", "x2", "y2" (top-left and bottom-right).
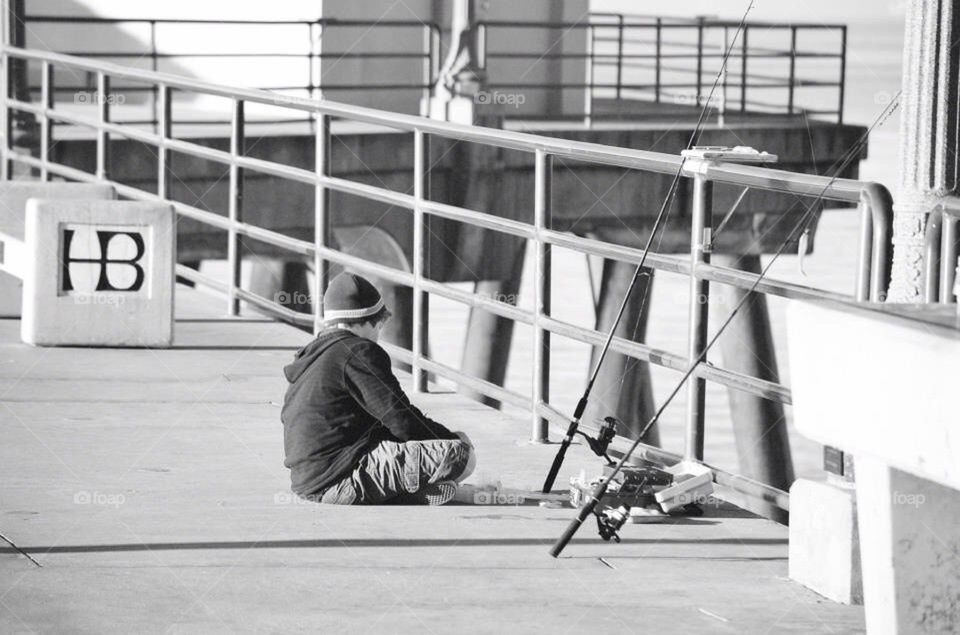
[
  {"x1": 595, "y1": 504, "x2": 631, "y2": 543},
  {"x1": 575, "y1": 415, "x2": 619, "y2": 465}
]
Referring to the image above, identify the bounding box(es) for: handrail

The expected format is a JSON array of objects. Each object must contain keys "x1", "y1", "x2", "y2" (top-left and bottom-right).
[
  {"x1": 923, "y1": 197, "x2": 960, "y2": 303},
  {"x1": 0, "y1": 45, "x2": 892, "y2": 517}
]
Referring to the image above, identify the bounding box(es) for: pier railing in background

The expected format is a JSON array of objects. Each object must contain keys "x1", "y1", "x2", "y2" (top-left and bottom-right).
[
  {"x1": 19, "y1": 16, "x2": 441, "y2": 123},
  {"x1": 0, "y1": 46, "x2": 891, "y2": 516},
  {"x1": 479, "y1": 14, "x2": 848, "y2": 124},
  {"x1": 22, "y1": 13, "x2": 847, "y2": 126}
]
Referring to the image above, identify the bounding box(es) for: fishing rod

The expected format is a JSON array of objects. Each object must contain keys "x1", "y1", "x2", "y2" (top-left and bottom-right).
[
  {"x1": 549, "y1": 92, "x2": 902, "y2": 557},
  {"x1": 540, "y1": 1, "x2": 756, "y2": 494}
]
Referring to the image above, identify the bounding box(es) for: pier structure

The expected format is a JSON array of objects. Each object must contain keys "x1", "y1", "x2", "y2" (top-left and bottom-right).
[
  {"x1": 2, "y1": 2, "x2": 958, "y2": 632},
  {"x1": 3, "y1": 3, "x2": 870, "y2": 497}
]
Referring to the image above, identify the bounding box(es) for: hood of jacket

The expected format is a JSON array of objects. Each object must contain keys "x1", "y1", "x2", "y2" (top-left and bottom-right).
[{"x1": 283, "y1": 329, "x2": 355, "y2": 383}]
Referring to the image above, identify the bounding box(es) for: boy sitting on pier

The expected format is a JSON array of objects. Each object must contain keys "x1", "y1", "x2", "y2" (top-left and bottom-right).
[{"x1": 281, "y1": 272, "x2": 475, "y2": 505}]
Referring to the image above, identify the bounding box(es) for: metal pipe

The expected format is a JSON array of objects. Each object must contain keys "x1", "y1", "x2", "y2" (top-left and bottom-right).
[
  {"x1": 615, "y1": 15, "x2": 624, "y2": 99},
  {"x1": 227, "y1": 99, "x2": 244, "y2": 316},
  {"x1": 157, "y1": 84, "x2": 171, "y2": 199},
  {"x1": 584, "y1": 25, "x2": 594, "y2": 127},
  {"x1": 942, "y1": 214, "x2": 958, "y2": 303},
  {"x1": 532, "y1": 149, "x2": 552, "y2": 442},
  {"x1": 39, "y1": 60, "x2": 52, "y2": 180},
  {"x1": 313, "y1": 113, "x2": 330, "y2": 333},
  {"x1": 838, "y1": 26, "x2": 847, "y2": 123},
  {"x1": 655, "y1": 18, "x2": 662, "y2": 102},
  {"x1": 421, "y1": 24, "x2": 431, "y2": 116},
  {"x1": 923, "y1": 207, "x2": 942, "y2": 302},
  {"x1": 695, "y1": 21, "x2": 704, "y2": 106},
  {"x1": 685, "y1": 173, "x2": 712, "y2": 461},
  {"x1": 740, "y1": 26, "x2": 748, "y2": 112},
  {"x1": 412, "y1": 129, "x2": 429, "y2": 392},
  {"x1": 95, "y1": 71, "x2": 109, "y2": 179},
  {"x1": 787, "y1": 26, "x2": 796, "y2": 114}
]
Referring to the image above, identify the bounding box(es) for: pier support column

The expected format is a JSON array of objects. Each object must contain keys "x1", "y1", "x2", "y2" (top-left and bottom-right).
[
  {"x1": 889, "y1": 0, "x2": 960, "y2": 301},
  {"x1": 459, "y1": 242, "x2": 526, "y2": 409},
  {"x1": 584, "y1": 258, "x2": 658, "y2": 444},
  {"x1": 713, "y1": 254, "x2": 794, "y2": 495}
]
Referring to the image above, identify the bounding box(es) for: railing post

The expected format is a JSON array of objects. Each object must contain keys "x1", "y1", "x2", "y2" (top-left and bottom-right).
[
  {"x1": 149, "y1": 20, "x2": 158, "y2": 132},
  {"x1": 307, "y1": 21, "x2": 316, "y2": 102},
  {"x1": 741, "y1": 26, "x2": 748, "y2": 113},
  {"x1": 720, "y1": 26, "x2": 728, "y2": 125},
  {"x1": 95, "y1": 71, "x2": 109, "y2": 179},
  {"x1": 838, "y1": 26, "x2": 847, "y2": 124},
  {"x1": 855, "y1": 197, "x2": 872, "y2": 302},
  {"x1": 430, "y1": 26, "x2": 441, "y2": 83},
  {"x1": 685, "y1": 171, "x2": 712, "y2": 461},
  {"x1": 412, "y1": 129, "x2": 430, "y2": 393},
  {"x1": 941, "y1": 214, "x2": 958, "y2": 303},
  {"x1": 313, "y1": 113, "x2": 331, "y2": 334},
  {"x1": 39, "y1": 60, "x2": 52, "y2": 181},
  {"x1": 157, "y1": 84, "x2": 171, "y2": 199},
  {"x1": 0, "y1": 6, "x2": 9, "y2": 180},
  {"x1": 787, "y1": 26, "x2": 797, "y2": 115},
  {"x1": 695, "y1": 20, "x2": 704, "y2": 108},
  {"x1": 532, "y1": 149, "x2": 552, "y2": 443},
  {"x1": 654, "y1": 18, "x2": 662, "y2": 103},
  {"x1": 615, "y1": 15, "x2": 624, "y2": 99},
  {"x1": 421, "y1": 24, "x2": 431, "y2": 116},
  {"x1": 584, "y1": 24, "x2": 594, "y2": 127},
  {"x1": 227, "y1": 99, "x2": 244, "y2": 316}
]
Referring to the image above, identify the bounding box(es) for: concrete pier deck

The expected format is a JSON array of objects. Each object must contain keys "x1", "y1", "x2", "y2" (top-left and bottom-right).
[{"x1": 0, "y1": 287, "x2": 865, "y2": 634}]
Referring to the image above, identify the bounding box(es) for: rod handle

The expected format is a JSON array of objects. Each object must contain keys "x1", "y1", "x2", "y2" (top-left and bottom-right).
[
  {"x1": 549, "y1": 481, "x2": 608, "y2": 558},
  {"x1": 541, "y1": 436, "x2": 571, "y2": 493}
]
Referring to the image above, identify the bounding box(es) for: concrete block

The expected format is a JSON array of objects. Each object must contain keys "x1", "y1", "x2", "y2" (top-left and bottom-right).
[
  {"x1": 0, "y1": 182, "x2": 115, "y2": 317},
  {"x1": 0, "y1": 272, "x2": 22, "y2": 316},
  {"x1": 20, "y1": 199, "x2": 175, "y2": 347},
  {"x1": 789, "y1": 478, "x2": 862, "y2": 605}
]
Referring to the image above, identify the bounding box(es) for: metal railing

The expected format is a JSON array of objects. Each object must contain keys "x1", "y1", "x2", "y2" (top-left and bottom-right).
[
  {"x1": 0, "y1": 45, "x2": 892, "y2": 514},
  {"x1": 923, "y1": 198, "x2": 960, "y2": 303},
  {"x1": 478, "y1": 14, "x2": 847, "y2": 124},
  {"x1": 19, "y1": 16, "x2": 441, "y2": 123}
]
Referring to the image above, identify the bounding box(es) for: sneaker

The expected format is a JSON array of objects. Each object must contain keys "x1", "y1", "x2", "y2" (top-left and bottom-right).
[{"x1": 406, "y1": 480, "x2": 458, "y2": 506}]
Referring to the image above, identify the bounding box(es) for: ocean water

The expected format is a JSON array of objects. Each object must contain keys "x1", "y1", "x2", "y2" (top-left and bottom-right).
[{"x1": 427, "y1": 10, "x2": 906, "y2": 481}]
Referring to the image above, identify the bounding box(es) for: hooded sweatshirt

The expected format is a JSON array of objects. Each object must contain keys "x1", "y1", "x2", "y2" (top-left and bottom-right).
[{"x1": 281, "y1": 328, "x2": 458, "y2": 497}]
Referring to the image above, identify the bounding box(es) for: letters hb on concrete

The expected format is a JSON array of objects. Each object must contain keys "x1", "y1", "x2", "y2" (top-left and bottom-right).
[{"x1": 21, "y1": 199, "x2": 175, "y2": 347}]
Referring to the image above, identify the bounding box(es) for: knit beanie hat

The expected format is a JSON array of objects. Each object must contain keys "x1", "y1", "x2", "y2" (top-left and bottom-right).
[{"x1": 323, "y1": 272, "x2": 386, "y2": 323}]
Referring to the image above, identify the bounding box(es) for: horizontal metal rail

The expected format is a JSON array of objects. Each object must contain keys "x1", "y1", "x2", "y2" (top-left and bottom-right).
[{"x1": 0, "y1": 45, "x2": 892, "y2": 517}]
